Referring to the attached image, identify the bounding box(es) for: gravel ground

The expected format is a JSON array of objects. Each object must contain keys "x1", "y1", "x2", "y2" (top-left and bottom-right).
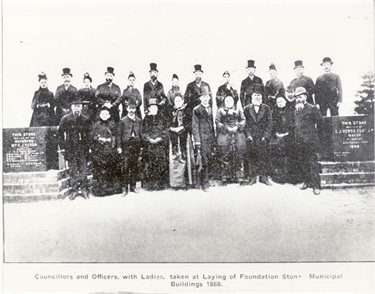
[{"x1": 3, "y1": 184, "x2": 374, "y2": 262}]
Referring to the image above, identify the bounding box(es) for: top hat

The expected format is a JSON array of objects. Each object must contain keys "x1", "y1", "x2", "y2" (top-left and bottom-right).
[
  {"x1": 269, "y1": 63, "x2": 277, "y2": 71},
  {"x1": 246, "y1": 60, "x2": 256, "y2": 68},
  {"x1": 252, "y1": 83, "x2": 264, "y2": 95},
  {"x1": 62, "y1": 68, "x2": 73, "y2": 77},
  {"x1": 199, "y1": 85, "x2": 211, "y2": 96},
  {"x1": 83, "y1": 72, "x2": 92, "y2": 82},
  {"x1": 193, "y1": 64, "x2": 204, "y2": 73},
  {"x1": 38, "y1": 72, "x2": 47, "y2": 81},
  {"x1": 223, "y1": 70, "x2": 230, "y2": 77},
  {"x1": 128, "y1": 71, "x2": 136, "y2": 79},
  {"x1": 294, "y1": 87, "x2": 307, "y2": 97},
  {"x1": 172, "y1": 73, "x2": 179, "y2": 80},
  {"x1": 294, "y1": 60, "x2": 304, "y2": 69},
  {"x1": 149, "y1": 63, "x2": 158, "y2": 72},
  {"x1": 321, "y1": 57, "x2": 333, "y2": 65},
  {"x1": 105, "y1": 67, "x2": 115, "y2": 75},
  {"x1": 148, "y1": 98, "x2": 159, "y2": 106}
]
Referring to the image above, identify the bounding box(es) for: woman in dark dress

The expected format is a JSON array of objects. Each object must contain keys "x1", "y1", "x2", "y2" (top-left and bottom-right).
[
  {"x1": 29, "y1": 72, "x2": 55, "y2": 127},
  {"x1": 78, "y1": 72, "x2": 97, "y2": 123},
  {"x1": 120, "y1": 71, "x2": 143, "y2": 119}
]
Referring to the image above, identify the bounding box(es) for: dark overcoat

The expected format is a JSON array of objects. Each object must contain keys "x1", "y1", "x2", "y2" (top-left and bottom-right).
[
  {"x1": 184, "y1": 81, "x2": 212, "y2": 119},
  {"x1": 143, "y1": 80, "x2": 167, "y2": 112},
  {"x1": 95, "y1": 82, "x2": 122, "y2": 122},
  {"x1": 191, "y1": 104, "x2": 215, "y2": 157},
  {"x1": 289, "y1": 75, "x2": 315, "y2": 105},
  {"x1": 54, "y1": 84, "x2": 78, "y2": 124},
  {"x1": 240, "y1": 76, "x2": 264, "y2": 108}
]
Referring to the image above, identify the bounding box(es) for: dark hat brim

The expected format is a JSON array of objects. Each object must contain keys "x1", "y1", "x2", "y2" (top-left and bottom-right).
[
  {"x1": 70, "y1": 100, "x2": 90, "y2": 105},
  {"x1": 320, "y1": 62, "x2": 333, "y2": 66},
  {"x1": 193, "y1": 70, "x2": 204, "y2": 73},
  {"x1": 62, "y1": 73, "x2": 73, "y2": 77}
]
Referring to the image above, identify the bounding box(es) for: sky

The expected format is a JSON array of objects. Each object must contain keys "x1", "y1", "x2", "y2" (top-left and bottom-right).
[{"x1": 2, "y1": 0, "x2": 374, "y2": 127}]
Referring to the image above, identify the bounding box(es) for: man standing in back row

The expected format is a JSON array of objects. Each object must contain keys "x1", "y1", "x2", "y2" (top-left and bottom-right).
[
  {"x1": 143, "y1": 63, "x2": 167, "y2": 116},
  {"x1": 240, "y1": 60, "x2": 264, "y2": 108},
  {"x1": 315, "y1": 57, "x2": 343, "y2": 116},
  {"x1": 289, "y1": 60, "x2": 315, "y2": 105}
]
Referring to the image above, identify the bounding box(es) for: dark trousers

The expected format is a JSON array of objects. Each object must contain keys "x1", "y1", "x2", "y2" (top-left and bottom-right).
[
  {"x1": 246, "y1": 138, "x2": 270, "y2": 179},
  {"x1": 320, "y1": 103, "x2": 339, "y2": 116},
  {"x1": 67, "y1": 153, "x2": 88, "y2": 191},
  {"x1": 296, "y1": 141, "x2": 321, "y2": 189},
  {"x1": 122, "y1": 143, "x2": 141, "y2": 189}
]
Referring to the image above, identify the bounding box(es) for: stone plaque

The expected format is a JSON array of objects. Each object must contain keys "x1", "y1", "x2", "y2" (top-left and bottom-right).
[
  {"x1": 3, "y1": 128, "x2": 48, "y2": 172},
  {"x1": 330, "y1": 115, "x2": 374, "y2": 162}
]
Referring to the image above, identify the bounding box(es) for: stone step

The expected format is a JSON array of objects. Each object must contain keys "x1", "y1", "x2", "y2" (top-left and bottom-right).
[
  {"x1": 320, "y1": 172, "x2": 375, "y2": 185},
  {"x1": 3, "y1": 188, "x2": 71, "y2": 203},
  {"x1": 3, "y1": 178, "x2": 70, "y2": 195},
  {"x1": 3, "y1": 169, "x2": 69, "y2": 184},
  {"x1": 320, "y1": 161, "x2": 374, "y2": 173},
  {"x1": 321, "y1": 183, "x2": 375, "y2": 189}
]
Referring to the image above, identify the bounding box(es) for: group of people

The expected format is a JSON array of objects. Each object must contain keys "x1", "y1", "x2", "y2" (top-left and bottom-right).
[{"x1": 29, "y1": 57, "x2": 343, "y2": 199}]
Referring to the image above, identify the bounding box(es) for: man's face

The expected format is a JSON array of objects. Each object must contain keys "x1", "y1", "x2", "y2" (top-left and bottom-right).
[
  {"x1": 172, "y1": 78, "x2": 179, "y2": 87},
  {"x1": 322, "y1": 62, "x2": 332, "y2": 73},
  {"x1": 195, "y1": 71, "x2": 203, "y2": 82},
  {"x1": 71, "y1": 104, "x2": 83, "y2": 115},
  {"x1": 149, "y1": 105, "x2": 158, "y2": 115},
  {"x1": 84, "y1": 78, "x2": 91, "y2": 88},
  {"x1": 128, "y1": 77, "x2": 136, "y2": 87},
  {"x1": 296, "y1": 94, "x2": 307, "y2": 104},
  {"x1": 251, "y1": 93, "x2": 262, "y2": 105},
  {"x1": 224, "y1": 96, "x2": 234, "y2": 108},
  {"x1": 62, "y1": 74, "x2": 71, "y2": 85},
  {"x1": 286, "y1": 90, "x2": 295, "y2": 102},
  {"x1": 223, "y1": 74, "x2": 230, "y2": 84},
  {"x1": 127, "y1": 106, "x2": 136, "y2": 115},
  {"x1": 246, "y1": 67, "x2": 256, "y2": 76},
  {"x1": 105, "y1": 73, "x2": 114, "y2": 83},
  {"x1": 276, "y1": 97, "x2": 287, "y2": 108},
  {"x1": 99, "y1": 110, "x2": 111, "y2": 121},
  {"x1": 200, "y1": 94, "x2": 210, "y2": 106},
  {"x1": 294, "y1": 67, "x2": 304, "y2": 78},
  {"x1": 40, "y1": 79, "x2": 48, "y2": 88},
  {"x1": 150, "y1": 70, "x2": 158, "y2": 81},
  {"x1": 174, "y1": 96, "x2": 184, "y2": 108},
  {"x1": 269, "y1": 69, "x2": 277, "y2": 80}
]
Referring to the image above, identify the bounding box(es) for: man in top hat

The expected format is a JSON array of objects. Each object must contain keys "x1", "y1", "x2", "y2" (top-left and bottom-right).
[
  {"x1": 54, "y1": 67, "x2": 78, "y2": 125},
  {"x1": 167, "y1": 74, "x2": 182, "y2": 108},
  {"x1": 184, "y1": 65, "x2": 212, "y2": 126},
  {"x1": 264, "y1": 63, "x2": 285, "y2": 109},
  {"x1": 315, "y1": 57, "x2": 343, "y2": 116},
  {"x1": 240, "y1": 60, "x2": 264, "y2": 109},
  {"x1": 78, "y1": 72, "x2": 97, "y2": 123},
  {"x1": 191, "y1": 85, "x2": 216, "y2": 191},
  {"x1": 243, "y1": 83, "x2": 273, "y2": 186},
  {"x1": 95, "y1": 66, "x2": 122, "y2": 123},
  {"x1": 58, "y1": 95, "x2": 91, "y2": 200},
  {"x1": 216, "y1": 70, "x2": 239, "y2": 109},
  {"x1": 143, "y1": 63, "x2": 167, "y2": 116},
  {"x1": 289, "y1": 60, "x2": 315, "y2": 105},
  {"x1": 117, "y1": 101, "x2": 143, "y2": 196},
  {"x1": 120, "y1": 71, "x2": 143, "y2": 119},
  {"x1": 293, "y1": 87, "x2": 322, "y2": 195}
]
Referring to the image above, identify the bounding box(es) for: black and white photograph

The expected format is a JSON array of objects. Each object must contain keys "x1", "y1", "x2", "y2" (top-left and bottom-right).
[{"x1": 1, "y1": 0, "x2": 374, "y2": 293}]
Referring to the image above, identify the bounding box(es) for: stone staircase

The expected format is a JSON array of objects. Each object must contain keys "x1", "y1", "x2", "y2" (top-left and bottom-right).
[
  {"x1": 3, "y1": 169, "x2": 70, "y2": 203},
  {"x1": 320, "y1": 161, "x2": 375, "y2": 189}
]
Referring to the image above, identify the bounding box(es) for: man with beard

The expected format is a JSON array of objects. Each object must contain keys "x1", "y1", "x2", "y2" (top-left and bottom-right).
[
  {"x1": 30, "y1": 72, "x2": 56, "y2": 127},
  {"x1": 243, "y1": 84, "x2": 273, "y2": 186},
  {"x1": 117, "y1": 101, "x2": 143, "y2": 196},
  {"x1": 294, "y1": 87, "x2": 323, "y2": 195},
  {"x1": 143, "y1": 63, "x2": 167, "y2": 116},
  {"x1": 240, "y1": 60, "x2": 264, "y2": 108},
  {"x1": 184, "y1": 64, "x2": 212, "y2": 124},
  {"x1": 289, "y1": 60, "x2": 315, "y2": 105},
  {"x1": 54, "y1": 68, "x2": 78, "y2": 125},
  {"x1": 95, "y1": 67, "x2": 122, "y2": 123},
  {"x1": 264, "y1": 63, "x2": 285, "y2": 109},
  {"x1": 215, "y1": 70, "x2": 239, "y2": 109},
  {"x1": 58, "y1": 96, "x2": 91, "y2": 200},
  {"x1": 315, "y1": 57, "x2": 343, "y2": 116},
  {"x1": 120, "y1": 71, "x2": 143, "y2": 119},
  {"x1": 78, "y1": 72, "x2": 97, "y2": 123}
]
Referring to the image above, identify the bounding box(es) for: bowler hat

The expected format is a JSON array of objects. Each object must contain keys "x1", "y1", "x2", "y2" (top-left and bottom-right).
[
  {"x1": 172, "y1": 73, "x2": 179, "y2": 80},
  {"x1": 294, "y1": 87, "x2": 307, "y2": 97},
  {"x1": 62, "y1": 68, "x2": 73, "y2": 77},
  {"x1": 105, "y1": 67, "x2": 115, "y2": 75},
  {"x1": 149, "y1": 63, "x2": 158, "y2": 72},
  {"x1": 269, "y1": 63, "x2": 277, "y2": 71},
  {"x1": 194, "y1": 64, "x2": 204, "y2": 73},
  {"x1": 252, "y1": 84, "x2": 264, "y2": 95},
  {"x1": 70, "y1": 93, "x2": 89, "y2": 105},
  {"x1": 148, "y1": 98, "x2": 159, "y2": 106},
  {"x1": 199, "y1": 85, "x2": 211, "y2": 96},
  {"x1": 38, "y1": 72, "x2": 47, "y2": 81},
  {"x1": 321, "y1": 57, "x2": 333, "y2": 65},
  {"x1": 246, "y1": 60, "x2": 256, "y2": 68},
  {"x1": 294, "y1": 60, "x2": 304, "y2": 69},
  {"x1": 83, "y1": 72, "x2": 92, "y2": 82}
]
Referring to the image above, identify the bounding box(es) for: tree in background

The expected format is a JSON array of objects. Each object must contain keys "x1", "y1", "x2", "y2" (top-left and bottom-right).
[{"x1": 354, "y1": 72, "x2": 374, "y2": 116}]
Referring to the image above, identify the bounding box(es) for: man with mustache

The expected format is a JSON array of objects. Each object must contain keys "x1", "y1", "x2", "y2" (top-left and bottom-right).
[
  {"x1": 54, "y1": 68, "x2": 78, "y2": 125},
  {"x1": 95, "y1": 67, "x2": 122, "y2": 123},
  {"x1": 240, "y1": 60, "x2": 264, "y2": 108},
  {"x1": 289, "y1": 60, "x2": 315, "y2": 105},
  {"x1": 143, "y1": 63, "x2": 167, "y2": 116},
  {"x1": 294, "y1": 87, "x2": 323, "y2": 195}
]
